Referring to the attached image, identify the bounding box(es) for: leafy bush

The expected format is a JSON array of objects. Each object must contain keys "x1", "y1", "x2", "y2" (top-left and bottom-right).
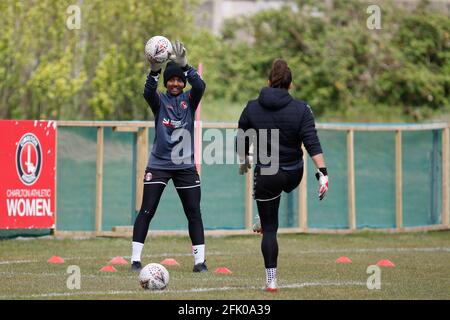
[
  {"x1": 0, "y1": 0, "x2": 448, "y2": 122},
  {"x1": 203, "y1": 0, "x2": 450, "y2": 121}
]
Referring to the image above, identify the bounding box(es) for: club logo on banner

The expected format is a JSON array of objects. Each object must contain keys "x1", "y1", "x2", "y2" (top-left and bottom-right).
[
  {"x1": 0, "y1": 120, "x2": 56, "y2": 229},
  {"x1": 16, "y1": 133, "x2": 42, "y2": 186}
]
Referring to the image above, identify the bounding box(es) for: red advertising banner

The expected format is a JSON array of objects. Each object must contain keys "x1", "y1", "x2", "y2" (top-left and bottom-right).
[{"x1": 0, "y1": 120, "x2": 56, "y2": 229}]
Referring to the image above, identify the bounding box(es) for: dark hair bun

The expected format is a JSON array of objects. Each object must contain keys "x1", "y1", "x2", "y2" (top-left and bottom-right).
[{"x1": 269, "y1": 59, "x2": 292, "y2": 89}]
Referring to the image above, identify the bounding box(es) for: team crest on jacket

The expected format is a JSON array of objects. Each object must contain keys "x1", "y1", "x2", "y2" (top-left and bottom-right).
[
  {"x1": 16, "y1": 133, "x2": 42, "y2": 186},
  {"x1": 180, "y1": 101, "x2": 188, "y2": 110}
]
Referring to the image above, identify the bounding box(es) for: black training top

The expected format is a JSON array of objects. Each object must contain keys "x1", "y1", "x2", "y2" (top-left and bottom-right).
[
  {"x1": 237, "y1": 87, "x2": 322, "y2": 170},
  {"x1": 143, "y1": 66, "x2": 205, "y2": 170}
]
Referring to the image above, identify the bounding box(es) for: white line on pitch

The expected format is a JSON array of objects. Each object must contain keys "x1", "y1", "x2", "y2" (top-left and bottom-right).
[
  {"x1": 0, "y1": 260, "x2": 38, "y2": 265},
  {"x1": 1, "y1": 247, "x2": 448, "y2": 266},
  {"x1": 1, "y1": 281, "x2": 367, "y2": 299},
  {"x1": 294, "y1": 247, "x2": 450, "y2": 253}
]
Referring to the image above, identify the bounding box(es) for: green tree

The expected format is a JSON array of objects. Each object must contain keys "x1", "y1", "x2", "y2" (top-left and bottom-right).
[
  {"x1": 212, "y1": 0, "x2": 450, "y2": 121},
  {"x1": 27, "y1": 48, "x2": 87, "y2": 119},
  {"x1": 0, "y1": 0, "x2": 199, "y2": 120},
  {"x1": 1, "y1": 0, "x2": 448, "y2": 122}
]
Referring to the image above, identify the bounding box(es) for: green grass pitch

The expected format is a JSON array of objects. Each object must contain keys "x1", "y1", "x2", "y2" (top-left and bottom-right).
[{"x1": 0, "y1": 231, "x2": 449, "y2": 300}]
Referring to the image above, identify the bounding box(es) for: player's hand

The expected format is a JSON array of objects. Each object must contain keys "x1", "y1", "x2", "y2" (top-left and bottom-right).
[
  {"x1": 315, "y1": 168, "x2": 328, "y2": 201},
  {"x1": 252, "y1": 215, "x2": 262, "y2": 234},
  {"x1": 239, "y1": 156, "x2": 251, "y2": 175},
  {"x1": 148, "y1": 57, "x2": 163, "y2": 73},
  {"x1": 170, "y1": 40, "x2": 188, "y2": 68},
  {"x1": 239, "y1": 163, "x2": 251, "y2": 175}
]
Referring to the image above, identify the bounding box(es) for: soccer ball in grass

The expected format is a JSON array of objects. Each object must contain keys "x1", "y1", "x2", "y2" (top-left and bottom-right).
[
  {"x1": 144, "y1": 36, "x2": 173, "y2": 64},
  {"x1": 139, "y1": 263, "x2": 170, "y2": 290}
]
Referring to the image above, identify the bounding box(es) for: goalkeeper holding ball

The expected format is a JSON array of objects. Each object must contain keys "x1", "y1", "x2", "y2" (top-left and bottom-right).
[
  {"x1": 236, "y1": 59, "x2": 329, "y2": 292},
  {"x1": 131, "y1": 40, "x2": 207, "y2": 273}
]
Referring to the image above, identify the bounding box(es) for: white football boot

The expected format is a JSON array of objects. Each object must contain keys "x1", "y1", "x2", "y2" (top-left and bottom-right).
[{"x1": 265, "y1": 278, "x2": 278, "y2": 292}]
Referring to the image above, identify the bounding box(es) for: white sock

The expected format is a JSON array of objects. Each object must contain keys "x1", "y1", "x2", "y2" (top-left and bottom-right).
[
  {"x1": 131, "y1": 241, "x2": 144, "y2": 262},
  {"x1": 266, "y1": 268, "x2": 277, "y2": 284},
  {"x1": 192, "y1": 244, "x2": 205, "y2": 265}
]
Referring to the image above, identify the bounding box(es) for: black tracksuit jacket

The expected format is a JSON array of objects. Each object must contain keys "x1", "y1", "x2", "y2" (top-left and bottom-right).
[{"x1": 237, "y1": 87, "x2": 323, "y2": 170}]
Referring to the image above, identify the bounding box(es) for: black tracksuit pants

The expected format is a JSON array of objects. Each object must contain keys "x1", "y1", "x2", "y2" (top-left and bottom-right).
[
  {"x1": 132, "y1": 167, "x2": 204, "y2": 246},
  {"x1": 254, "y1": 166, "x2": 303, "y2": 268}
]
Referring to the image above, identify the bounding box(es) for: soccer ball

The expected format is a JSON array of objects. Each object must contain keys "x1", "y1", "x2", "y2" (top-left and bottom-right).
[
  {"x1": 139, "y1": 263, "x2": 170, "y2": 290},
  {"x1": 144, "y1": 36, "x2": 173, "y2": 64}
]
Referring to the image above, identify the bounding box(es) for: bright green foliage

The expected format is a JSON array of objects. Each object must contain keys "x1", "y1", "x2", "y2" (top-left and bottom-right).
[
  {"x1": 89, "y1": 46, "x2": 142, "y2": 119},
  {"x1": 27, "y1": 49, "x2": 87, "y2": 119},
  {"x1": 0, "y1": 0, "x2": 196, "y2": 120},
  {"x1": 213, "y1": 0, "x2": 450, "y2": 121},
  {"x1": 0, "y1": 0, "x2": 448, "y2": 121}
]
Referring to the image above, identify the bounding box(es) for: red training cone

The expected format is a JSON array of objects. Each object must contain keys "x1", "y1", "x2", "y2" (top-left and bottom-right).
[
  {"x1": 109, "y1": 256, "x2": 128, "y2": 265},
  {"x1": 376, "y1": 259, "x2": 395, "y2": 267},
  {"x1": 335, "y1": 256, "x2": 352, "y2": 264},
  {"x1": 100, "y1": 265, "x2": 117, "y2": 272},
  {"x1": 160, "y1": 258, "x2": 180, "y2": 266},
  {"x1": 214, "y1": 267, "x2": 232, "y2": 274},
  {"x1": 47, "y1": 256, "x2": 65, "y2": 264}
]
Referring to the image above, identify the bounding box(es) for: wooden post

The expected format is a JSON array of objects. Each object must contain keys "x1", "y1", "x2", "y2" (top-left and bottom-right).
[
  {"x1": 194, "y1": 120, "x2": 202, "y2": 176},
  {"x1": 53, "y1": 124, "x2": 59, "y2": 234},
  {"x1": 298, "y1": 149, "x2": 308, "y2": 230},
  {"x1": 195, "y1": 63, "x2": 203, "y2": 176},
  {"x1": 245, "y1": 169, "x2": 253, "y2": 230},
  {"x1": 95, "y1": 127, "x2": 104, "y2": 233},
  {"x1": 442, "y1": 127, "x2": 449, "y2": 226},
  {"x1": 347, "y1": 130, "x2": 356, "y2": 230},
  {"x1": 395, "y1": 130, "x2": 403, "y2": 230},
  {"x1": 136, "y1": 127, "x2": 149, "y2": 212}
]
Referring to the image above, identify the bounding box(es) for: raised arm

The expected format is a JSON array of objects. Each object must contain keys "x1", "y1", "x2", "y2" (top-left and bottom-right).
[
  {"x1": 185, "y1": 66, "x2": 206, "y2": 110},
  {"x1": 143, "y1": 69, "x2": 161, "y2": 115},
  {"x1": 171, "y1": 40, "x2": 205, "y2": 110}
]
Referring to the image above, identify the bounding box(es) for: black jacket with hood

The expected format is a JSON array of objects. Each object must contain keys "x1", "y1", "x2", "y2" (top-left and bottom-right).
[{"x1": 237, "y1": 87, "x2": 322, "y2": 170}]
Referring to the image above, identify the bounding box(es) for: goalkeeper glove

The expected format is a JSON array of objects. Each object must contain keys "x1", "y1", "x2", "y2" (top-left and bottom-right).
[
  {"x1": 239, "y1": 156, "x2": 251, "y2": 175},
  {"x1": 148, "y1": 58, "x2": 164, "y2": 73},
  {"x1": 315, "y1": 168, "x2": 328, "y2": 201},
  {"x1": 252, "y1": 215, "x2": 262, "y2": 234},
  {"x1": 170, "y1": 40, "x2": 188, "y2": 68}
]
